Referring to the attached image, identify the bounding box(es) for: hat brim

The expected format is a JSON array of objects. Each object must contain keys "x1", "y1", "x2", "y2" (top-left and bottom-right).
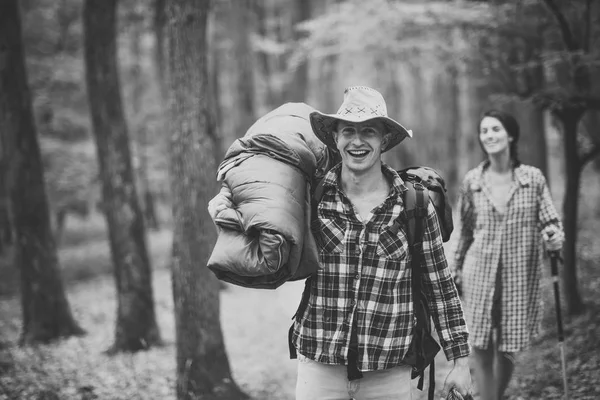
[{"x1": 309, "y1": 111, "x2": 412, "y2": 153}]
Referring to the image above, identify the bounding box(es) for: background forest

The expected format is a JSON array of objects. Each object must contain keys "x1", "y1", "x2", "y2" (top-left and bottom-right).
[{"x1": 1, "y1": 0, "x2": 599, "y2": 399}]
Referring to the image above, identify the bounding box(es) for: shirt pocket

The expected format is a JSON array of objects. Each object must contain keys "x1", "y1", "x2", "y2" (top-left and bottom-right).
[
  {"x1": 511, "y1": 202, "x2": 537, "y2": 226},
  {"x1": 315, "y1": 218, "x2": 345, "y2": 254},
  {"x1": 376, "y1": 225, "x2": 408, "y2": 261}
]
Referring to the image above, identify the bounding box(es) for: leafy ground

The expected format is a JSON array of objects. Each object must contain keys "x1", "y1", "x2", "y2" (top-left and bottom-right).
[{"x1": 1, "y1": 209, "x2": 599, "y2": 400}]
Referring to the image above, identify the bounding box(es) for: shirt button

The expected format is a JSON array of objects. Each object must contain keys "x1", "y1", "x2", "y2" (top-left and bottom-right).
[
  {"x1": 355, "y1": 274, "x2": 360, "y2": 279},
  {"x1": 355, "y1": 248, "x2": 361, "y2": 255}
]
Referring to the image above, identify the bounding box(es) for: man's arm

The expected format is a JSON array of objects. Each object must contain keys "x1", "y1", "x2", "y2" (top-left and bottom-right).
[{"x1": 420, "y1": 202, "x2": 470, "y2": 361}]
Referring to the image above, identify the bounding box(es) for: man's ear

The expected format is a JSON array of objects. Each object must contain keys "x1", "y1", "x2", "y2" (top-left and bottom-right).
[{"x1": 381, "y1": 132, "x2": 391, "y2": 149}]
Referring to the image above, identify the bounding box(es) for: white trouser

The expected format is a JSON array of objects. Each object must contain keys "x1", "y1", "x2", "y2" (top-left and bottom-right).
[{"x1": 295, "y1": 353, "x2": 413, "y2": 400}]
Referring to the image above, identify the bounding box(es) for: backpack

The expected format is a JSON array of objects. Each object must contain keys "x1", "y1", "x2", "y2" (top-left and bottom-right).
[{"x1": 288, "y1": 166, "x2": 453, "y2": 400}]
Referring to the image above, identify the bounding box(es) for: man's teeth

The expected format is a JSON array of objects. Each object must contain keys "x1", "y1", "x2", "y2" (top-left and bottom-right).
[{"x1": 348, "y1": 150, "x2": 368, "y2": 156}]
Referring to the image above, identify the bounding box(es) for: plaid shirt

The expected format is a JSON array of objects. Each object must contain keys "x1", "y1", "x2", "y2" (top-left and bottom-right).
[
  {"x1": 292, "y1": 163, "x2": 469, "y2": 371},
  {"x1": 454, "y1": 162, "x2": 564, "y2": 352}
]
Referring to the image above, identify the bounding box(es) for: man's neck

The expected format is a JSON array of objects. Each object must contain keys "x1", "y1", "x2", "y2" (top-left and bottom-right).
[{"x1": 340, "y1": 163, "x2": 388, "y2": 196}]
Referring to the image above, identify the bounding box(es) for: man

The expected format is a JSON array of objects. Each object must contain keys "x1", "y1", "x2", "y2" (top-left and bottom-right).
[{"x1": 209, "y1": 86, "x2": 472, "y2": 399}]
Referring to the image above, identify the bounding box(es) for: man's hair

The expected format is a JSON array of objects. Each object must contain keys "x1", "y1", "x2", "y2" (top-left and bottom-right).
[{"x1": 478, "y1": 109, "x2": 521, "y2": 167}]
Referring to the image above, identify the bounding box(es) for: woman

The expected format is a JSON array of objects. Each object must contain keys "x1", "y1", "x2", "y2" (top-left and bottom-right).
[{"x1": 454, "y1": 110, "x2": 564, "y2": 400}]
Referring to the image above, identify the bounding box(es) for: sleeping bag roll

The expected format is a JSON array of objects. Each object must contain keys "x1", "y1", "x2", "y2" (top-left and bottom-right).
[
  {"x1": 207, "y1": 102, "x2": 338, "y2": 289},
  {"x1": 208, "y1": 154, "x2": 305, "y2": 280}
]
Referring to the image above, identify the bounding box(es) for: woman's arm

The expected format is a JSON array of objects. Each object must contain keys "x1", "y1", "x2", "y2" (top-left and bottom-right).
[
  {"x1": 453, "y1": 176, "x2": 476, "y2": 273},
  {"x1": 537, "y1": 172, "x2": 564, "y2": 251}
]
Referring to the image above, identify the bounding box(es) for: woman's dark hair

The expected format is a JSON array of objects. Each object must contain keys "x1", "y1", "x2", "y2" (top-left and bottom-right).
[{"x1": 478, "y1": 109, "x2": 521, "y2": 167}]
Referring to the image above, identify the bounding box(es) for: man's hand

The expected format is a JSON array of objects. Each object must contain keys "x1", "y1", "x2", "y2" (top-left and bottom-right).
[
  {"x1": 441, "y1": 356, "x2": 473, "y2": 399},
  {"x1": 207, "y1": 184, "x2": 233, "y2": 230}
]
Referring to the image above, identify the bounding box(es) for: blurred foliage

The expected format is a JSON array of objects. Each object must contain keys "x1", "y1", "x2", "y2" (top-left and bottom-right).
[
  {"x1": 21, "y1": 0, "x2": 171, "y2": 222},
  {"x1": 290, "y1": 0, "x2": 600, "y2": 112},
  {"x1": 17, "y1": 0, "x2": 600, "y2": 220},
  {"x1": 39, "y1": 138, "x2": 98, "y2": 217},
  {"x1": 288, "y1": 0, "x2": 493, "y2": 68}
]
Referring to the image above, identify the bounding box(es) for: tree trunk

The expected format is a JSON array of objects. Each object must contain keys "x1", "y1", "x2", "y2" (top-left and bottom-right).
[
  {"x1": 83, "y1": 0, "x2": 161, "y2": 352},
  {"x1": 505, "y1": 101, "x2": 547, "y2": 173},
  {"x1": 129, "y1": 0, "x2": 160, "y2": 230},
  {"x1": 286, "y1": 0, "x2": 311, "y2": 102},
  {"x1": 0, "y1": 152, "x2": 13, "y2": 255},
  {"x1": 253, "y1": 0, "x2": 276, "y2": 109},
  {"x1": 452, "y1": 26, "x2": 481, "y2": 202},
  {"x1": 0, "y1": 0, "x2": 85, "y2": 344},
  {"x1": 206, "y1": 7, "x2": 224, "y2": 163},
  {"x1": 558, "y1": 109, "x2": 585, "y2": 315},
  {"x1": 164, "y1": 1, "x2": 248, "y2": 399},
  {"x1": 154, "y1": 0, "x2": 167, "y2": 100},
  {"x1": 229, "y1": 0, "x2": 256, "y2": 138}
]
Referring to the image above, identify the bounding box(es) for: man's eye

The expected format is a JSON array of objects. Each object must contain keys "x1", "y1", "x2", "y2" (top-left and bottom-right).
[{"x1": 341, "y1": 128, "x2": 356, "y2": 135}]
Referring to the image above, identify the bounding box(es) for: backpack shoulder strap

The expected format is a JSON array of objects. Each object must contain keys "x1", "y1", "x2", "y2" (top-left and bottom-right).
[
  {"x1": 404, "y1": 180, "x2": 429, "y2": 246},
  {"x1": 389, "y1": 179, "x2": 429, "y2": 246},
  {"x1": 404, "y1": 180, "x2": 436, "y2": 397},
  {"x1": 289, "y1": 178, "x2": 325, "y2": 360}
]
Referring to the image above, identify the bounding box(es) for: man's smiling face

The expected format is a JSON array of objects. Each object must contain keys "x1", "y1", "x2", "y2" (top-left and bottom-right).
[{"x1": 334, "y1": 120, "x2": 388, "y2": 174}]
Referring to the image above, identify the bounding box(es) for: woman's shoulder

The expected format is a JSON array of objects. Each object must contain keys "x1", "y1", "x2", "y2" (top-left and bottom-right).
[
  {"x1": 515, "y1": 164, "x2": 546, "y2": 182},
  {"x1": 463, "y1": 163, "x2": 485, "y2": 183}
]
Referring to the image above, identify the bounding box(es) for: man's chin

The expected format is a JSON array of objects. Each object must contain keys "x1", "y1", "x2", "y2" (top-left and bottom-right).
[{"x1": 344, "y1": 160, "x2": 377, "y2": 173}]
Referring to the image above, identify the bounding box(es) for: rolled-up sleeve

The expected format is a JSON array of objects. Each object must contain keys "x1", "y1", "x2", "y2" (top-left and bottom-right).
[
  {"x1": 537, "y1": 173, "x2": 564, "y2": 245},
  {"x1": 454, "y1": 177, "x2": 475, "y2": 272},
  {"x1": 420, "y1": 202, "x2": 470, "y2": 361}
]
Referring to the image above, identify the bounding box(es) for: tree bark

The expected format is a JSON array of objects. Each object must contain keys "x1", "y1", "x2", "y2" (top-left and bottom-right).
[
  {"x1": 504, "y1": 101, "x2": 547, "y2": 173},
  {"x1": 286, "y1": 0, "x2": 311, "y2": 102},
  {"x1": 0, "y1": 0, "x2": 85, "y2": 344},
  {"x1": 164, "y1": 1, "x2": 248, "y2": 399},
  {"x1": 0, "y1": 139, "x2": 13, "y2": 255},
  {"x1": 154, "y1": 0, "x2": 167, "y2": 101},
  {"x1": 83, "y1": 0, "x2": 161, "y2": 352},
  {"x1": 229, "y1": 0, "x2": 256, "y2": 138},
  {"x1": 129, "y1": 0, "x2": 160, "y2": 230},
  {"x1": 253, "y1": 0, "x2": 276, "y2": 109},
  {"x1": 558, "y1": 108, "x2": 585, "y2": 314}
]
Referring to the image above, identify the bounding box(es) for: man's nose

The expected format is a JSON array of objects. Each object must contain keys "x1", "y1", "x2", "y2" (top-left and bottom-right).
[{"x1": 350, "y1": 133, "x2": 363, "y2": 144}]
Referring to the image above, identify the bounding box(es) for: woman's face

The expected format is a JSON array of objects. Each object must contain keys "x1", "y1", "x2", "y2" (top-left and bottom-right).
[{"x1": 479, "y1": 116, "x2": 512, "y2": 156}]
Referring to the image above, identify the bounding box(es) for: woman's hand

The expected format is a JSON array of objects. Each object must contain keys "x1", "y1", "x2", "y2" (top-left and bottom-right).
[
  {"x1": 453, "y1": 269, "x2": 463, "y2": 297},
  {"x1": 542, "y1": 228, "x2": 563, "y2": 252},
  {"x1": 207, "y1": 184, "x2": 233, "y2": 227}
]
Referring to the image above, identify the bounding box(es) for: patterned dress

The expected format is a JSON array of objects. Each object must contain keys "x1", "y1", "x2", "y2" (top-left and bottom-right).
[{"x1": 454, "y1": 162, "x2": 564, "y2": 352}]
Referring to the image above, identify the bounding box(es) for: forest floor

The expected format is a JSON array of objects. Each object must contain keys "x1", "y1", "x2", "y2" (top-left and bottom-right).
[{"x1": 0, "y1": 213, "x2": 599, "y2": 400}]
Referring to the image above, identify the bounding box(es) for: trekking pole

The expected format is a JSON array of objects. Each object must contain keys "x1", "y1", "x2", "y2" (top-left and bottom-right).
[{"x1": 548, "y1": 250, "x2": 568, "y2": 399}]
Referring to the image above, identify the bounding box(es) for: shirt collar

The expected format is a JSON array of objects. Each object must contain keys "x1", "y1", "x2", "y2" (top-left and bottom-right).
[
  {"x1": 321, "y1": 162, "x2": 407, "y2": 198},
  {"x1": 472, "y1": 161, "x2": 531, "y2": 190}
]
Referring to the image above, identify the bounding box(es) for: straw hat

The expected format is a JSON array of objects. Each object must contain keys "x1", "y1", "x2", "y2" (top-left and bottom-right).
[{"x1": 309, "y1": 86, "x2": 412, "y2": 153}]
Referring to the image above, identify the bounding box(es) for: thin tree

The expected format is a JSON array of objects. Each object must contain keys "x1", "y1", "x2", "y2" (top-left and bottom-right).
[
  {"x1": 0, "y1": 0, "x2": 85, "y2": 344},
  {"x1": 481, "y1": 0, "x2": 600, "y2": 313},
  {"x1": 535, "y1": 0, "x2": 600, "y2": 314},
  {"x1": 164, "y1": 1, "x2": 248, "y2": 398},
  {"x1": 228, "y1": 0, "x2": 256, "y2": 140},
  {"x1": 287, "y1": 0, "x2": 311, "y2": 102},
  {"x1": 127, "y1": 0, "x2": 160, "y2": 230},
  {"x1": 83, "y1": 0, "x2": 161, "y2": 352}
]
